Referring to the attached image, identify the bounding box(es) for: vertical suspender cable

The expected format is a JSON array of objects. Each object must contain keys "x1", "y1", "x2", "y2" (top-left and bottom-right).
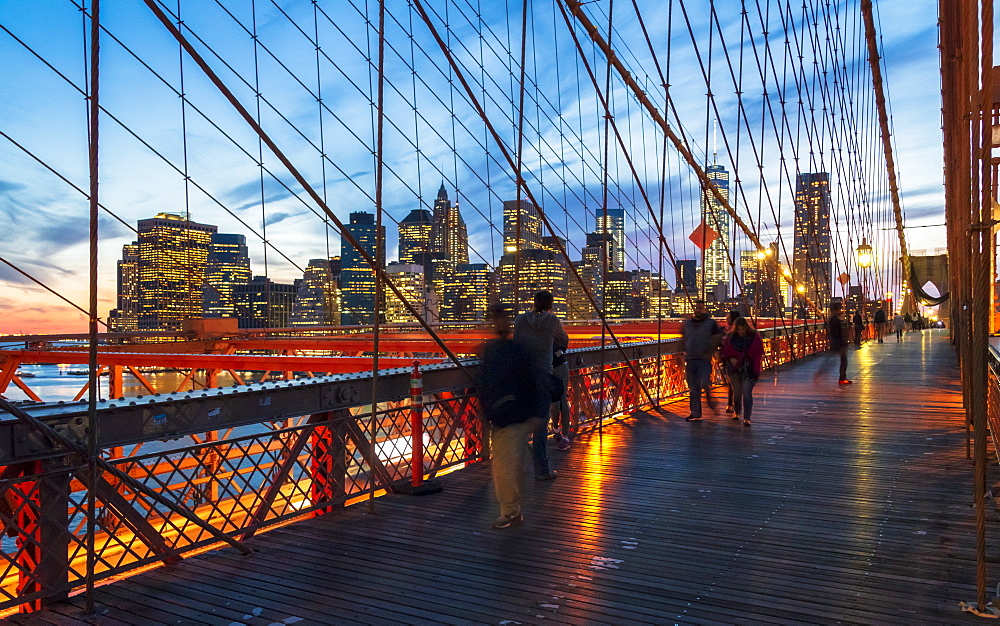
[
  {"x1": 368, "y1": 0, "x2": 387, "y2": 514},
  {"x1": 84, "y1": 0, "x2": 100, "y2": 613}
]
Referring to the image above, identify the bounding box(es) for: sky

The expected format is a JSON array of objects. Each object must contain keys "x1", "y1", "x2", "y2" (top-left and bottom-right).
[{"x1": 0, "y1": 0, "x2": 948, "y2": 335}]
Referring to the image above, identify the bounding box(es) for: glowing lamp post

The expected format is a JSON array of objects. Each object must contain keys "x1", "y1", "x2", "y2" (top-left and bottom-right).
[{"x1": 855, "y1": 238, "x2": 873, "y2": 268}]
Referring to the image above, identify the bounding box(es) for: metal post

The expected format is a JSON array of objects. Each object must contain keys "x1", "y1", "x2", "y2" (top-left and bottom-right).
[{"x1": 392, "y1": 361, "x2": 442, "y2": 495}]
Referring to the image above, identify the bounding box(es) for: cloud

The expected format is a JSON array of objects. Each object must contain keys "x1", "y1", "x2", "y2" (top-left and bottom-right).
[
  {"x1": 264, "y1": 211, "x2": 299, "y2": 226},
  {"x1": 0, "y1": 179, "x2": 26, "y2": 194}
]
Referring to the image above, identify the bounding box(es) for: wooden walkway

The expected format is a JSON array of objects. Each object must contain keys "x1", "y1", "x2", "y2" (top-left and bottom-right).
[{"x1": 15, "y1": 330, "x2": 991, "y2": 624}]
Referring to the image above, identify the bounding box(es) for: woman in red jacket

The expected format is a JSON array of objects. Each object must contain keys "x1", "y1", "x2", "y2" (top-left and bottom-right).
[{"x1": 720, "y1": 316, "x2": 765, "y2": 426}]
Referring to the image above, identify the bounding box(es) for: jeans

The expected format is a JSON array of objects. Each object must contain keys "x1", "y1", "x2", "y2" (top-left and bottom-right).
[
  {"x1": 727, "y1": 371, "x2": 756, "y2": 419},
  {"x1": 685, "y1": 358, "x2": 714, "y2": 417},
  {"x1": 549, "y1": 362, "x2": 571, "y2": 435},
  {"x1": 531, "y1": 415, "x2": 552, "y2": 476},
  {"x1": 491, "y1": 418, "x2": 537, "y2": 517}
]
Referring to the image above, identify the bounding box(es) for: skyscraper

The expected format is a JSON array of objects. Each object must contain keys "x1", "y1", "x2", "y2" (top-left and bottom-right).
[
  {"x1": 398, "y1": 208, "x2": 433, "y2": 265},
  {"x1": 702, "y1": 163, "x2": 731, "y2": 301},
  {"x1": 203, "y1": 233, "x2": 251, "y2": 319},
  {"x1": 502, "y1": 198, "x2": 543, "y2": 253},
  {"x1": 792, "y1": 172, "x2": 832, "y2": 308},
  {"x1": 109, "y1": 243, "x2": 140, "y2": 332},
  {"x1": 429, "y1": 183, "x2": 469, "y2": 271},
  {"x1": 594, "y1": 207, "x2": 626, "y2": 271},
  {"x1": 441, "y1": 263, "x2": 493, "y2": 323},
  {"x1": 131, "y1": 213, "x2": 217, "y2": 331},
  {"x1": 675, "y1": 259, "x2": 698, "y2": 296},
  {"x1": 289, "y1": 258, "x2": 340, "y2": 326},
  {"x1": 235, "y1": 276, "x2": 299, "y2": 328},
  {"x1": 341, "y1": 211, "x2": 385, "y2": 326},
  {"x1": 384, "y1": 262, "x2": 433, "y2": 324}
]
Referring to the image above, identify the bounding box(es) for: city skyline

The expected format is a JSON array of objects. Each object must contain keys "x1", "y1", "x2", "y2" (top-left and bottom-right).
[{"x1": 0, "y1": 1, "x2": 945, "y2": 334}]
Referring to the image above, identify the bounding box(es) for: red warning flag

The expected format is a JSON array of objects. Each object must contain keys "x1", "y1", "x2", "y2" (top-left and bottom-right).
[{"x1": 688, "y1": 221, "x2": 719, "y2": 250}]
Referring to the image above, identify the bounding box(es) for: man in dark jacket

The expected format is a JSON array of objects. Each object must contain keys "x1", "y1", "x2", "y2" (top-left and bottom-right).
[
  {"x1": 873, "y1": 307, "x2": 886, "y2": 343},
  {"x1": 826, "y1": 302, "x2": 850, "y2": 384},
  {"x1": 681, "y1": 300, "x2": 723, "y2": 421},
  {"x1": 479, "y1": 305, "x2": 546, "y2": 529},
  {"x1": 513, "y1": 291, "x2": 568, "y2": 480}
]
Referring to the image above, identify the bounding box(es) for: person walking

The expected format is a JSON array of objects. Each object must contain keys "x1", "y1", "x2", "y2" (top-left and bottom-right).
[
  {"x1": 852, "y1": 310, "x2": 864, "y2": 347},
  {"x1": 682, "y1": 300, "x2": 723, "y2": 421},
  {"x1": 873, "y1": 307, "x2": 886, "y2": 343},
  {"x1": 815, "y1": 302, "x2": 851, "y2": 384},
  {"x1": 478, "y1": 305, "x2": 547, "y2": 529},
  {"x1": 720, "y1": 316, "x2": 765, "y2": 426},
  {"x1": 724, "y1": 310, "x2": 742, "y2": 415},
  {"x1": 550, "y1": 336, "x2": 572, "y2": 451},
  {"x1": 513, "y1": 290, "x2": 568, "y2": 481},
  {"x1": 893, "y1": 311, "x2": 905, "y2": 341},
  {"x1": 904, "y1": 311, "x2": 913, "y2": 332}
]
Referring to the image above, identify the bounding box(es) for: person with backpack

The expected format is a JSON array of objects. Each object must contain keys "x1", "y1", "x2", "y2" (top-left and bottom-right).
[
  {"x1": 478, "y1": 305, "x2": 547, "y2": 529},
  {"x1": 513, "y1": 290, "x2": 569, "y2": 480}
]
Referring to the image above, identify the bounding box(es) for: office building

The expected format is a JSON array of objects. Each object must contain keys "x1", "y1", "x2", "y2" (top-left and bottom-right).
[
  {"x1": 502, "y1": 198, "x2": 544, "y2": 253},
  {"x1": 385, "y1": 262, "x2": 434, "y2": 324},
  {"x1": 109, "y1": 243, "x2": 140, "y2": 332},
  {"x1": 442, "y1": 263, "x2": 493, "y2": 323},
  {"x1": 235, "y1": 276, "x2": 299, "y2": 328},
  {"x1": 398, "y1": 208, "x2": 433, "y2": 265},
  {"x1": 430, "y1": 183, "x2": 469, "y2": 272},
  {"x1": 112, "y1": 213, "x2": 218, "y2": 331},
  {"x1": 203, "y1": 233, "x2": 251, "y2": 319},
  {"x1": 792, "y1": 172, "x2": 832, "y2": 308},
  {"x1": 290, "y1": 258, "x2": 340, "y2": 326},
  {"x1": 702, "y1": 163, "x2": 731, "y2": 301},
  {"x1": 341, "y1": 211, "x2": 385, "y2": 326},
  {"x1": 497, "y1": 248, "x2": 567, "y2": 315},
  {"x1": 675, "y1": 259, "x2": 698, "y2": 296},
  {"x1": 594, "y1": 208, "x2": 626, "y2": 271}
]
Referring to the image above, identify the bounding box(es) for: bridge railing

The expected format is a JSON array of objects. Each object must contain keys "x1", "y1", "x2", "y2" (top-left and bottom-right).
[
  {"x1": 987, "y1": 343, "x2": 1000, "y2": 461},
  {"x1": 0, "y1": 324, "x2": 826, "y2": 614}
]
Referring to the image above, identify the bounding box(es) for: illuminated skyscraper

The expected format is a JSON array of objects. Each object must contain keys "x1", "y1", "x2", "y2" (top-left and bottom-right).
[
  {"x1": 566, "y1": 261, "x2": 598, "y2": 320},
  {"x1": 385, "y1": 262, "x2": 434, "y2": 324},
  {"x1": 341, "y1": 211, "x2": 385, "y2": 326},
  {"x1": 290, "y1": 258, "x2": 340, "y2": 326},
  {"x1": 203, "y1": 233, "x2": 251, "y2": 319},
  {"x1": 594, "y1": 208, "x2": 626, "y2": 271},
  {"x1": 430, "y1": 183, "x2": 469, "y2": 272},
  {"x1": 133, "y1": 213, "x2": 217, "y2": 331},
  {"x1": 604, "y1": 271, "x2": 631, "y2": 319},
  {"x1": 109, "y1": 243, "x2": 140, "y2": 332},
  {"x1": 497, "y1": 249, "x2": 567, "y2": 314},
  {"x1": 792, "y1": 172, "x2": 832, "y2": 308},
  {"x1": 502, "y1": 198, "x2": 543, "y2": 253},
  {"x1": 441, "y1": 263, "x2": 493, "y2": 323},
  {"x1": 702, "y1": 163, "x2": 731, "y2": 301},
  {"x1": 398, "y1": 208, "x2": 433, "y2": 265}
]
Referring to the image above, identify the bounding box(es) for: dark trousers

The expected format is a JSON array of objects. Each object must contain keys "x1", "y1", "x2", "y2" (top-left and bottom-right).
[
  {"x1": 686, "y1": 359, "x2": 714, "y2": 416},
  {"x1": 837, "y1": 346, "x2": 848, "y2": 380},
  {"x1": 896, "y1": 328, "x2": 903, "y2": 341},
  {"x1": 727, "y1": 371, "x2": 756, "y2": 419},
  {"x1": 531, "y1": 416, "x2": 551, "y2": 476}
]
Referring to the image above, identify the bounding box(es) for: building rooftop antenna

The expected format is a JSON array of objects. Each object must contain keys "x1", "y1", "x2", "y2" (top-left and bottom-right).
[{"x1": 712, "y1": 118, "x2": 718, "y2": 165}]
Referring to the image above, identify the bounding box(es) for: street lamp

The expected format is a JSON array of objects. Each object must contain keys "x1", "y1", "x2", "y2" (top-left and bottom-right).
[{"x1": 856, "y1": 238, "x2": 873, "y2": 268}]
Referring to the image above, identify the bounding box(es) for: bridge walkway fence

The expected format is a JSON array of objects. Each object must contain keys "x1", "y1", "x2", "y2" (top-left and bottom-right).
[{"x1": 0, "y1": 324, "x2": 826, "y2": 615}]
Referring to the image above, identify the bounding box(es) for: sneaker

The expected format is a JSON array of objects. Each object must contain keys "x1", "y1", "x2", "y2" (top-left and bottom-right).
[
  {"x1": 535, "y1": 471, "x2": 559, "y2": 481},
  {"x1": 743, "y1": 418, "x2": 752, "y2": 427},
  {"x1": 838, "y1": 379, "x2": 853, "y2": 385},
  {"x1": 732, "y1": 415, "x2": 740, "y2": 421},
  {"x1": 685, "y1": 414, "x2": 703, "y2": 421},
  {"x1": 725, "y1": 406, "x2": 734, "y2": 414},
  {"x1": 491, "y1": 511, "x2": 524, "y2": 529},
  {"x1": 556, "y1": 436, "x2": 571, "y2": 451}
]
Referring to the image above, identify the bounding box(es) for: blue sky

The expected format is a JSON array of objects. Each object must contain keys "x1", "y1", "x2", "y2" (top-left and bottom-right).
[{"x1": 0, "y1": 0, "x2": 946, "y2": 333}]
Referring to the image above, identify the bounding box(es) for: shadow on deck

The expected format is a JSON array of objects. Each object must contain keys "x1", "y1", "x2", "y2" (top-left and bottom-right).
[{"x1": 17, "y1": 329, "x2": 990, "y2": 624}]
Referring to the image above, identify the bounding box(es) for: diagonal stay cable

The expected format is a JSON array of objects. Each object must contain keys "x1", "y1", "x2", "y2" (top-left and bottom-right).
[{"x1": 140, "y1": 0, "x2": 473, "y2": 380}]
